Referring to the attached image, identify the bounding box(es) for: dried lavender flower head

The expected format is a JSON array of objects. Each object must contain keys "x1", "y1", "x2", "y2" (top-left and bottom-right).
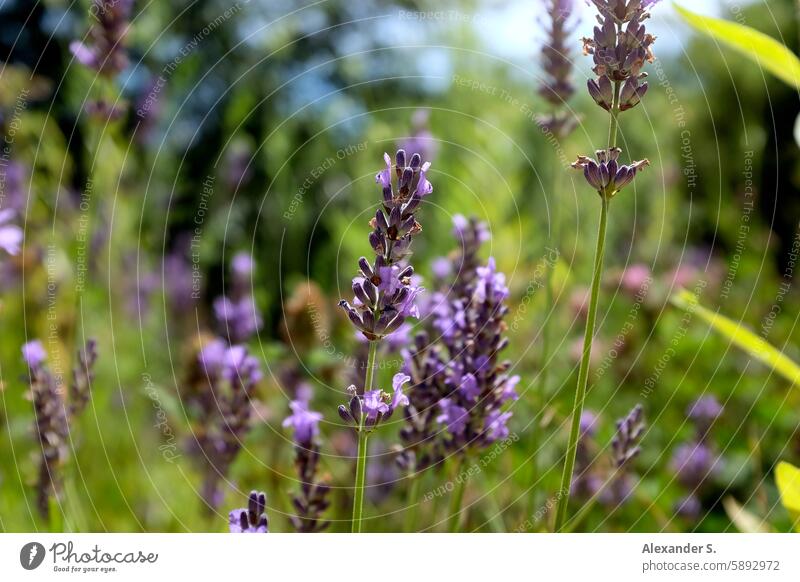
[
  {"x1": 611, "y1": 404, "x2": 645, "y2": 468},
  {"x1": 229, "y1": 490, "x2": 269, "y2": 533},
  {"x1": 573, "y1": 0, "x2": 660, "y2": 198}
]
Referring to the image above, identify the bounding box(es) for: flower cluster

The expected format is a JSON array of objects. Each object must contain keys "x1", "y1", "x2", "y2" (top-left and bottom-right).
[
  {"x1": 21, "y1": 339, "x2": 98, "y2": 521},
  {"x1": 670, "y1": 396, "x2": 723, "y2": 518},
  {"x1": 537, "y1": 0, "x2": 579, "y2": 138},
  {"x1": 283, "y1": 394, "x2": 331, "y2": 532},
  {"x1": 400, "y1": 216, "x2": 518, "y2": 462},
  {"x1": 229, "y1": 490, "x2": 269, "y2": 533},
  {"x1": 573, "y1": 0, "x2": 659, "y2": 197},
  {"x1": 70, "y1": 0, "x2": 133, "y2": 77},
  {"x1": 185, "y1": 338, "x2": 262, "y2": 509},
  {"x1": 338, "y1": 149, "x2": 432, "y2": 341},
  {"x1": 338, "y1": 372, "x2": 410, "y2": 434}
]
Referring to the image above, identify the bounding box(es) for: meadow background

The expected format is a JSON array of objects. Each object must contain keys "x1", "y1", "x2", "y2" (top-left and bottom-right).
[{"x1": 1, "y1": 0, "x2": 799, "y2": 533}]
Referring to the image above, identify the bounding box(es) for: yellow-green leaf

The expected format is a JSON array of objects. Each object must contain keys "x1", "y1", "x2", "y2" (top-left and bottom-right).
[
  {"x1": 670, "y1": 290, "x2": 800, "y2": 386},
  {"x1": 674, "y1": 3, "x2": 800, "y2": 90},
  {"x1": 776, "y1": 461, "x2": 800, "y2": 516},
  {"x1": 722, "y1": 496, "x2": 772, "y2": 533}
]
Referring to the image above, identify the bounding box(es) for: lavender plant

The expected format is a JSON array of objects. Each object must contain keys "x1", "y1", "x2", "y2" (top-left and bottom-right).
[
  {"x1": 564, "y1": 404, "x2": 645, "y2": 531},
  {"x1": 228, "y1": 490, "x2": 269, "y2": 533},
  {"x1": 283, "y1": 394, "x2": 331, "y2": 532},
  {"x1": 21, "y1": 339, "x2": 98, "y2": 524},
  {"x1": 337, "y1": 148, "x2": 431, "y2": 532},
  {"x1": 214, "y1": 252, "x2": 263, "y2": 344},
  {"x1": 554, "y1": 0, "x2": 658, "y2": 532},
  {"x1": 186, "y1": 339, "x2": 262, "y2": 510}
]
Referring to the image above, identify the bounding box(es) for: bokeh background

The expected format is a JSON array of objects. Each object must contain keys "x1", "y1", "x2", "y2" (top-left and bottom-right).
[{"x1": 1, "y1": 0, "x2": 799, "y2": 532}]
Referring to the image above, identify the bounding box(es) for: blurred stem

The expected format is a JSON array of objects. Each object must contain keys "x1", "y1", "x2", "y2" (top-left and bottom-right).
[
  {"x1": 529, "y1": 163, "x2": 563, "y2": 519},
  {"x1": 554, "y1": 80, "x2": 621, "y2": 533},
  {"x1": 351, "y1": 340, "x2": 377, "y2": 533},
  {"x1": 403, "y1": 473, "x2": 422, "y2": 532},
  {"x1": 447, "y1": 456, "x2": 467, "y2": 532}
]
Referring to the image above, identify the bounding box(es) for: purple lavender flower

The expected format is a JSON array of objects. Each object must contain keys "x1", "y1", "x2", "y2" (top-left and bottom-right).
[
  {"x1": 22, "y1": 340, "x2": 47, "y2": 369},
  {"x1": 229, "y1": 490, "x2": 269, "y2": 533},
  {"x1": 284, "y1": 395, "x2": 330, "y2": 532},
  {"x1": 186, "y1": 340, "x2": 262, "y2": 510},
  {"x1": 670, "y1": 442, "x2": 719, "y2": 489},
  {"x1": 674, "y1": 494, "x2": 701, "y2": 519},
  {"x1": 400, "y1": 109, "x2": 438, "y2": 163},
  {"x1": 21, "y1": 339, "x2": 97, "y2": 521},
  {"x1": 70, "y1": 0, "x2": 133, "y2": 77},
  {"x1": 213, "y1": 253, "x2": 263, "y2": 344},
  {"x1": 338, "y1": 372, "x2": 410, "y2": 433},
  {"x1": 338, "y1": 149, "x2": 432, "y2": 341},
  {"x1": 0, "y1": 209, "x2": 23, "y2": 255},
  {"x1": 283, "y1": 399, "x2": 323, "y2": 445},
  {"x1": 687, "y1": 396, "x2": 722, "y2": 430}
]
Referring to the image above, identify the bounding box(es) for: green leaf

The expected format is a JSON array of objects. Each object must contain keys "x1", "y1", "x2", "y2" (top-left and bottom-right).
[
  {"x1": 670, "y1": 290, "x2": 800, "y2": 386},
  {"x1": 776, "y1": 461, "x2": 800, "y2": 518},
  {"x1": 674, "y1": 3, "x2": 800, "y2": 90}
]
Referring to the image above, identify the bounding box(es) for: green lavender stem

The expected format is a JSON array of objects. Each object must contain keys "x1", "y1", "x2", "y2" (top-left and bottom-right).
[
  {"x1": 447, "y1": 457, "x2": 467, "y2": 532},
  {"x1": 403, "y1": 474, "x2": 422, "y2": 532},
  {"x1": 351, "y1": 340, "x2": 378, "y2": 533},
  {"x1": 553, "y1": 80, "x2": 621, "y2": 533}
]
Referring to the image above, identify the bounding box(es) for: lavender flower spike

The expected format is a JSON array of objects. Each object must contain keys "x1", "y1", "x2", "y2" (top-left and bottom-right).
[
  {"x1": 611, "y1": 404, "x2": 645, "y2": 469},
  {"x1": 70, "y1": 0, "x2": 133, "y2": 77},
  {"x1": 537, "y1": 0, "x2": 579, "y2": 138},
  {"x1": 338, "y1": 149, "x2": 432, "y2": 341},
  {"x1": 229, "y1": 490, "x2": 269, "y2": 533},
  {"x1": 284, "y1": 396, "x2": 331, "y2": 532}
]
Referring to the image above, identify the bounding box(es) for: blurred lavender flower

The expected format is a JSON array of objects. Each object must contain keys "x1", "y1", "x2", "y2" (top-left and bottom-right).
[
  {"x1": 670, "y1": 396, "x2": 724, "y2": 517},
  {"x1": 670, "y1": 442, "x2": 719, "y2": 489},
  {"x1": 537, "y1": 0, "x2": 579, "y2": 138},
  {"x1": 163, "y1": 244, "x2": 195, "y2": 315},
  {"x1": 611, "y1": 404, "x2": 645, "y2": 469},
  {"x1": 229, "y1": 490, "x2": 269, "y2": 533},
  {"x1": 186, "y1": 339, "x2": 262, "y2": 510},
  {"x1": 284, "y1": 394, "x2": 330, "y2": 532},
  {"x1": 571, "y1": 405, "x2": 645, "y2": 506},
  {"x1": 69, "y1": 0, "x2": 133, "y2": 77},
  {"x1": 214, "y1": 253, "x2": 262, "y2": 344},
  {"x1": 400, "y1": 109, "x2": 438, "y2": 163},
  {"x1": 0, "y1": 209, "x2": 23, "y2": 255},
  {"x1": 21, "y1": 339, "x2": 97, "y2": 521}
]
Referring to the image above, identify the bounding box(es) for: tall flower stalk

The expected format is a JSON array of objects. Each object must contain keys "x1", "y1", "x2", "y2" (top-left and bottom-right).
[
  {"x1": 554, "y1": 0, "x2": 658, "y2": 532},
  {"x1": 531, "y1": 0, "x2": 579, "y2": 518},
  {"x1": 21, "y1": 339, "x2": 98, "y2": 528},
  {"x1": 338, "y1": 148, "x2": 431, "y2": 531}
]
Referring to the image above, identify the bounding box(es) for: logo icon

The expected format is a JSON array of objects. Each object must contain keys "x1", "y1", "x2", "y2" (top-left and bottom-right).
[{"x1": 20, "y1": 542, "x2": 46, "y2": 570}]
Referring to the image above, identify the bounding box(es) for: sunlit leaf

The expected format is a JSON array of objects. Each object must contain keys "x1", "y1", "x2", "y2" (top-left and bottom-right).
[
  {"x1": 722, "y1": 496, "x2": 772, "y2": 533},
  {"x1": 675, "y1": 3, "x2": 800, "y2": 90},
  {"x1": 776, "y1": 461, "x2": 800, "y2": 517},
  {"x1": 670, "y1": 290, "x2": 800, "y2": 385}
]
